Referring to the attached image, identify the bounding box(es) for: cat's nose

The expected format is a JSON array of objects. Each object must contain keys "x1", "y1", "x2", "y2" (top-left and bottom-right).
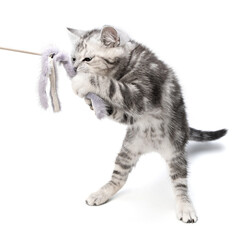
[{"x1": 73, "y1": 67, "x2": 78, "y2": 72}]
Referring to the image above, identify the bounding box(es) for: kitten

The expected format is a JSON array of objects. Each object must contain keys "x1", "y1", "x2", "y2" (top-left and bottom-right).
[{"x1": 68, "y1": 26, "x2": 227, "y2": 223}]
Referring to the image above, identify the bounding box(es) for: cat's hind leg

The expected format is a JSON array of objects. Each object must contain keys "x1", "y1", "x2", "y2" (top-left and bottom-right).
[{"x1": 161, "y1": 142, "x2": 198, "y2": 223}]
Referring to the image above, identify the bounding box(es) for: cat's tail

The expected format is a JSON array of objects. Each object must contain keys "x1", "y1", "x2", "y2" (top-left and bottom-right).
[{"x1": 189, "y1": 128, "x2": 227, "y2": 142}]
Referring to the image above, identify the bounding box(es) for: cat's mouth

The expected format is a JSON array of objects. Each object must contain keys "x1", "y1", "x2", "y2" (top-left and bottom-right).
[{"x1": 76, "y1": 65, "x2": 92, "y2": 74}]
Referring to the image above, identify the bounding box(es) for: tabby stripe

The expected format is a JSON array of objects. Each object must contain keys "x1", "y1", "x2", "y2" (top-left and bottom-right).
[
  {"x1": 171, "y1": 171, "x2": 187, "y2": 180},
  {"x1": 112, "y1": 175, "x2": 123, "y2": 181},
  {"x1": 175, "y1": 184, "x2": 187, "y2": 189},
  {"x1": 109, "y1": 180, "x2": 118, "y2": 186},
  {"x1": 116, "y1": 162, "x2": 132, "y2": 170},
  {"x1": 114, "y1": 170, "x2": 128, "y2": 176},
  {"x1": 109, "y1": 80, "x2": 116, "y2": 99},
  {"x1": 121, "y1": 114, "x2": 128, "y2": 123},
  {"x1": 126, "y1": 45, "x2": 140, "y2": 68},
  {"x1": 90, "y1": 76, "x2": 96, "y2": 86},
  {"x1": 119, "y1": 83, "x2": 134, "y2": 109},
  {"x1": 118, "y1": 151, "x2": 131, "y2": 160},
  {"x1": 113, "y1": 170, "x2": 121, "y2": 175},
  {"x1": 102, "y1": 57, "x2": 116, "y2": 65}
]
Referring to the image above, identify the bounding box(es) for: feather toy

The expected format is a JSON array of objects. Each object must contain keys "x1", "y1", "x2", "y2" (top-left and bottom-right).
[{"x1": 0, "y1": 46, "x2": 108, "y2": 119}]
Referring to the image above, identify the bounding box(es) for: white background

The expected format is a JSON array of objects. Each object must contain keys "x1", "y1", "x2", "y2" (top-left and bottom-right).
[{"x1": 0, "y1": 0, "x2": 239, "y2": 239}]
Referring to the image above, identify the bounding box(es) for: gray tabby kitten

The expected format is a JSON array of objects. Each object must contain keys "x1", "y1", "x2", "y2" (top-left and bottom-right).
[{"x1": 68, "y1": 26, "x2": 227, "y2": 223}]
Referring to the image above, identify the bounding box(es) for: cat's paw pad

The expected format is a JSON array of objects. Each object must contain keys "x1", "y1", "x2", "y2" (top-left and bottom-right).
[
  {"x1": 86, "y1": 191, "x2": 110, "y2": 206},
  {"x1": 176, "y1": 201, "x2": 198, "y2": 223}
]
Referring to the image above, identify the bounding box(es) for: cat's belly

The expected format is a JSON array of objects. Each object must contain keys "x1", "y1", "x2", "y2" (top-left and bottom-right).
[{"x1": 131, "y1": 114, "x2": 166, "y2": 152}]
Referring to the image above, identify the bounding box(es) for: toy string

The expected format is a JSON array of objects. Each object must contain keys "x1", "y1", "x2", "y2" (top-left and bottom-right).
[{"x1": 0, "y1": 46, "x2": 41, "y2": 56}]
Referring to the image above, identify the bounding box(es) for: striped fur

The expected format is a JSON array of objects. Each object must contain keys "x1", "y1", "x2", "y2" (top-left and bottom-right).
[
  {"x1": 189, "y1": 128, "x2": 227, "y2": 141},
  {"x1": 68, "y1": 26, "x2": 227, "y2": 223}
]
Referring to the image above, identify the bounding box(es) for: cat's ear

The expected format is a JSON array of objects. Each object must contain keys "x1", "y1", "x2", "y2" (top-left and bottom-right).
[
  {"x1": 100, "y1": 26, "x2": 120, "y2": 47},
  {"x1": 67, "y1": 27, "x2": 86, "y2": 45},
  {"x1": 101, "y1": 26, "x2": 130, "y2": 47}
]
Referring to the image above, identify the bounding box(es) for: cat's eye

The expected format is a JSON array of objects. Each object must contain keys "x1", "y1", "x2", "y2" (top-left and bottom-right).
[
  {"x1": 82, "y1": 57, "x2": 92, "y2": 62},
  {"x1": 72, "y1": 57, "x2": 76, "y2": 62}
]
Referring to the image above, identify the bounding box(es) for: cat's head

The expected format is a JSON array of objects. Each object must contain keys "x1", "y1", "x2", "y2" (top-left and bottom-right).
[{"x1": 67, "y1": 26, "x2": 132, "y2": 76}]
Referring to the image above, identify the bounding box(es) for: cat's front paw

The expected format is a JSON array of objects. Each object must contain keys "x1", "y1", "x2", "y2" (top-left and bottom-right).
[
  {"x1": 176, "y1": 201, "x2": 198, "y2": 223},
  {"x1": 86, "y1": 190, "x2": 111, "y2": 206},
  {"x1": 72, "y1": 73, "x2": 95, "y2": 98}
]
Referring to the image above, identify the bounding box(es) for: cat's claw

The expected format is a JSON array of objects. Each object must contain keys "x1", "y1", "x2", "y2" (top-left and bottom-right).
[
  {"x1": 84, "y1": 97, "x2": 93, "y2": 110},
  {"x1": 176, "y1": 201, "x2": 198, "y2": 223},
  {"x1": 86, "y1": 191, "x2": 111, "y2": 206}
]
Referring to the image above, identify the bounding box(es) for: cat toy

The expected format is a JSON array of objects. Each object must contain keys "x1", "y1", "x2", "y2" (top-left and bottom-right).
[{"x1": 0, "y1": 46, "x2": 108, "y2": 119}]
